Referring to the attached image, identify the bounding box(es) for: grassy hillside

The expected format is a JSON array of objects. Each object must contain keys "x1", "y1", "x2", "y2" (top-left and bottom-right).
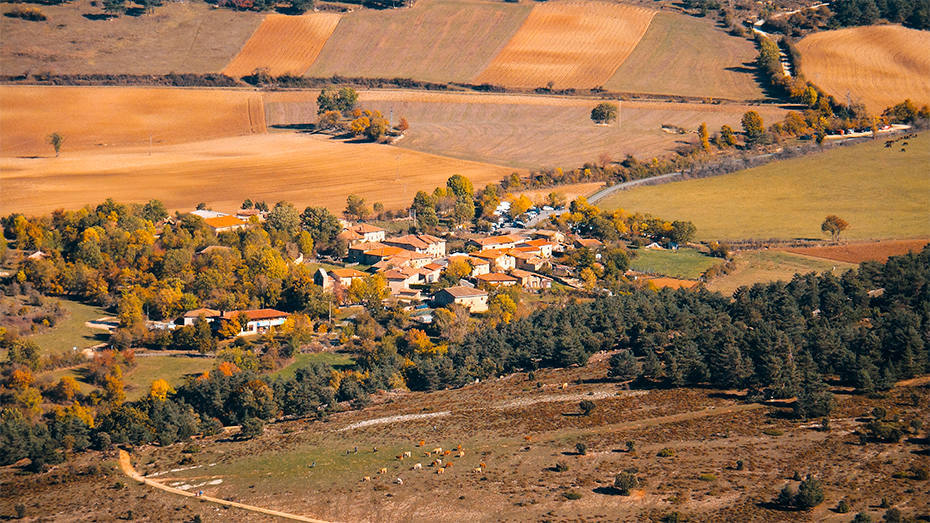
[
  {"x1": 796, "y1": 25, "x2": 930, "y2": 113},
  {"x1": 605, "y1": 12, "x2": 765, "y2": 101},
  {"x1": 630, "y1": 247, "x2": 723, "y2": 279},
  {"x1": 705, "y1": 250, "x2": 856, "y2": 295},
  {"x1": 0, "y1": 0, "x2": 261, "y2": 75},
  {"x1": 599, "y1": 133, "x2": 930, "y2": 241},
  {"x1": 306, "y1": 0, "x2": 531, "y2": 83}
]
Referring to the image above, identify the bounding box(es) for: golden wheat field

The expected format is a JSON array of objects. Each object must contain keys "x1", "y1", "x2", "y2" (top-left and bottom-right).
[
  {"x1": 796, "y1": 25, "x2": 930, "y2": 113},
  {"x1": 0, "y1": 133, "x2": 517, "y2": 216},
  {"x1": 473, "y1": 2, "x2": 655, "y2": 89},
  {"x1": 0, "y1": 85, "x2": 265, "y2": 155},
  {"x1": 222, "y1": 13, "x2": 341, "y2": 78}
]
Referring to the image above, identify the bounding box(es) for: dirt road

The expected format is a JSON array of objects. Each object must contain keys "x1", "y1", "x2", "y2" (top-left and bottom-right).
[{"x1": 118, "y1": 450, "x2": 330, "y2": 522}]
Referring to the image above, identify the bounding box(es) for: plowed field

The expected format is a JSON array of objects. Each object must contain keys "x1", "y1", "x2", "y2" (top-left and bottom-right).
[
  {"x1": 473, "y1": 2, "x2": 655, "y2": 89},
  {"x1": 783, "y1": 239, "x2": 930, "y2": 263},
  {"x1": 222, "y1": 13, "x2": 341, "y2": 78},
  {"x1": 0, "y1": 133, "x2": 517, "y2": 216},
  {"x1": 265, "y1": 90, "x2": 789, "y2": 169},
  {"x1": 0, "y1": 85, "x2": 265, "y2": 155},
  {"x1": 796, "y1": 25, "x2": 930, "y2": 113},
  {"x1": 305, "y1": 0, "x2": 531, "y2": 83}
]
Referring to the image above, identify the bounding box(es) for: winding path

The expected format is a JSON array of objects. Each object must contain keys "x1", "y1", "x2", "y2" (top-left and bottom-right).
[{"x1": 118, "y1": 450, "x2": 330, "y2": 522}]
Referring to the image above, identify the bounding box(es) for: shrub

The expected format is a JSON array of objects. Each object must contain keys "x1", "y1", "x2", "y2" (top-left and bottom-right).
[
  {"x1": 563, "y1": 489, "x2": 583, "y2": 500},
  {"x1": 795, "y1": 474, "x2": 824, "y2": 509},
  {"x1": 852, "y1": 513, "x2": 872, "y2": 523},
  {"x1": 614, "y1": 471, "x2": 639, "y2": 495},
  {"x1": 553, "y1": 462, "x2": 569, "y2": 472},
  {"x1": 14, "y1": 504, "x2": 25, "y2": 519},
  {"x1": 657, "y1": 448, "x2": 675, "y2": 457},
  {"x1": 698, "y1": 473, "x2": 716, "y2": 482},
  {"x1": 239, "y1": 417, "x2": 264, "y2": 439},
  {"x1": 575, "y1": 443, "x2": 587, "y2": 455},
  {"x1": 578, "y1": 400, "x2": 596, "y2": 416},
  {"x1": 5, "y1": 6, "x2": 47, "y2": 21},
  {"x1": 836, "y1": 499, "x2": 850, "y2": 513},
  {"x1": 864, "y1": 421, "x2": 905, "y2": 443},
  {"x1": 625, "y1": 441, "x2": 635, "y2": 453},
  {"x1": 911, "y1": 466, "x2": 929, "y2": 481},
  {"x1": 763, "y1": 428, "x2": 784, "y2": 436},
  {"x1": 736, "y1": 460, "x2": 744, "y2": 471},
  {"x1": 883, "y1": 508, "x2": 902, "y2": 523}
]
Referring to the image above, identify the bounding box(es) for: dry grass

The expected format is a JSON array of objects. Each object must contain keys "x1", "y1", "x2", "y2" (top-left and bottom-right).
[
  {"x1": 305, "y1": 0, "x2": 531, "y2": 83},
  {"x1": 473, "y1": 2, "x2": 655, "y2": 89},
  {"x1": 782, "y1": 239, "x2": 930, "y2": 264},
  {"x1": 796, "y1": 25, "x2": 930, "y2": 113},
  {"x1": 705, "y1": 249, "x2": 856, "y2": 295},
  {"x1": 0, "y1": 85, "x2": 265, "y2": 155},
  {"x1": 0, "y1": 0, "x2": 262, "y2": 75},
  {"x1": 605, "y1": 11, "x2": 765, "y2": 101},
  {"x1": 222, "y1": 13, "x2": 341, "y2": 78},
  {"x1": 0, "y1": 132, "x2": 517, "y2": 216},
  {"x1": 266, "y1": 89, "x2": 789, "y2": 168}
]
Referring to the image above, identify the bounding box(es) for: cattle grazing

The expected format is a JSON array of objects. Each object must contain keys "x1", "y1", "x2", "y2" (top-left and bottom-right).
[
  {"x1": 432, "y1": 447, "x2": 443, "y2": 454},
  {"x1": 394, "y1": 477, "x2": 403, "y2": 485},
  {"x1": 413, "y1": 463, "x2": 422, "y2": 470},
  {"x1": 396, "y1": 455, "x2": 404, "y2": 460},
  {"x1": 444, "y1": 461, "x2": 453, "y2": 468},
  {"x1": 436, "y1": 467, "x2": 444, "y2": 475},
  {"x1": 457, "y1": 451, "x2": 465, "y2": 458},
  {"x1": 456, "y1": 444, "x2": 462, "y2": 451},
  {"x1": 479, "y1": 462, "x2": 487, "y2": 469},
  {"x1": 403, "y1": 451, "x2": 412, "y2": 458},
  {"x1": 424, "y1": 451, "x2": 432, "y2": 457},
  {"x1": 473, "y1": 467, "x2": 483, "y2": 473},
  {"x1": 378, "y1": 467, "x2": 387, "y2": 475},
  {"x1": 524, "y1": 435, "x2": 532, "y2": 441},
  {"x1": 443, "y1": 450, "x2": 452, "y2": 456},
  {"x1": 363, "y1": 476, "x2": 371, "y2": 482},
  {"x1": 418, "y1": 440, "x2": 425, "y2": 447}
]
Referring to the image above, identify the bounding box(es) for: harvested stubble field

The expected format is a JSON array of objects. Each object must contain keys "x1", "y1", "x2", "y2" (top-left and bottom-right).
[
  {"x1": 705, "y1": 249, "x2": 857, "y2": 296},
  {"x1": 600, "y1": 132, "x2": 930, "y2": 241},
  {"x1": 0, "y1": 85, "x2": 265, "y2": 155},
  {"x1": 605, "y1": 11, "x2": 765, "y2": 101},
  {"x1": 222, "y1": 13, "x2": 341, "y2": 78},
  {"x1": 11, "y1": 358, "x2": 925, "y2": 521},
  {"x1": 305, "y1": 0, "x2": 531, "y2": 83},
  {"x1": 796, "y1": 25, "x2": 930, "y2": 114},
  {"x1": 782, "y1": 239, "x2": 930, "y2": 264},
  {"x1": 473, "y1": 2, "x2": 655, "y2": 89},
  {"x1": 0, "y1": 0, "x2": 262, "y2": 75},
  {"x1": 266, "y1": 89, "x2": 789, "y2": 169},
  {"x1": 0, "y1": 133, "x2": 517, "y2": 216}
]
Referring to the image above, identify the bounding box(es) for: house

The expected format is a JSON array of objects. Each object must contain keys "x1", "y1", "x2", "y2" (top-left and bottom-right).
[
  {"x1": 433, "y1": 286, "x2": 489, "y2": 313},
  {"x1": 315, "y1": 267, "x2": 368, "y2": 290},
  {"x1": 362, "y1": 245, "x2": 408, "y2": 265},
  {"x1": 516, "y1": 239, "x2": 555, "y2": 258},
  {"x1": 26, "y1": 250, "x2": 47, "y2": 260},
  {"x1": 468, "y1": 234, "x2": 526, "y2": 251},
  {"x1": 418, "y1": 263, "x2": 443, "y2": 284},
  {"x1": 382, "y1": 267, "x2": 421, "y2": 295},
  {"x1": 203, "y1": 215, "x2": 250, "y2": 233},
  {"x1": 347, "y1": 223, "x2": 386, "y2": 244},
  {"x1": 348, "y1": 242, "x2": 384, "y2": 262},
  {"x1": 182, "y1": 308, "x2": 220, "y2": 326},
  {"x1": 532, "y1": 229, "x2": 565, "y2": 244},
  {"x1": 190, "y1": 210, "x2": 227, "y2": 219},
  {"x1": 383, "y1": 234, "x2": 446, "y2": 257},
  {"x1": 372, "y1": 249, "x2": 435, "y2": 270},
  {"x1": 645, "y1": 242, "x2": 665, "y2": 250},
  {"x1": 551, "y1": 264, "x2": 575, "y2": 277},
  {"x1": 473, "y1": 249, "x2": 516, "y2": 272},
  {"x1": 511, "y1": 269, "x2": 552, "y2": 289},
  {"x1": 573, "y1": 238, "x2": 603, "y2": 250},
  {"x1": 513, "y1": 252, "x2": 549, "y2": 272},
  {"x1": 235, "y1": 209, "x2": 265, "y2": 221},
  {"x1": 221, "y1": 309, "x2": 289, "y2": 336},
  {"x1": 475, "y1": 272, "x2": 519, "y2": 287},
  {"x1": 337, "y1": 229, "x2": 365, "y2": 246}
]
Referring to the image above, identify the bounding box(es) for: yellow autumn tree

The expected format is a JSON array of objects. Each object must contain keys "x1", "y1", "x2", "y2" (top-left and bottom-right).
[{"x1": 149, "y1": 379, "x2": 175, "y2": 401}]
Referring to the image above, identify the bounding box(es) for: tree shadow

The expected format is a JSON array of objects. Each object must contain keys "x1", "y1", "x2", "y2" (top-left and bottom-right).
[
  {"x1": 593, "y1": 486, "x2": 625, "y2": 496},
  {"x1": 270, "y1": 123, "x2": 317, "y2": 132},
  {"x1": 725, "y1": 65, "x2": 757, "y2": 74},
  {"x1": 82, "y1": 12, "x2": 112, "y2": 20}
]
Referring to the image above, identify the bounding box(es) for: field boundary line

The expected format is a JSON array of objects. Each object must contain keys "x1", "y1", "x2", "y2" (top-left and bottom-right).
[{"x1": 118, "y1": 449, "x2": 331, "y2": 523}]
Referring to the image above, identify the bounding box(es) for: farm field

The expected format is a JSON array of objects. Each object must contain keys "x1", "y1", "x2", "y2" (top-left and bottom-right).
[
  {"x1": 222, "y1": 13, "x2": 341, "y2": 78},
  {"x1": 266, "y1": 90, "x2": 789, "y2": 169},
  {"x1": 782, "y1": 239, "x2": 930, "y2": 264},
  {"x1": 705, "y1": 250, "x2": 856, "y2": 295},
  {"x1": 600, "y1": 132, "x2": 930, "y2": 241},
  {"x1": 0, "y1": 85, "x2": 265, "y2": 156},
  {"x1": 123, "y1": 355, "x2": 214, "y2": 402},
  {"x1": 473, "y1": 2, "x2": 655, "y2": 89},
  {"x1": 605, "y1": 12, "x2": 765, "y2": 101},
  {"x1": 796, "y1": 25, "x2": 930, "y2": 113},
  {"x1": 0, "y1": 132, "x2": 518, "y2": 216},
  {"x1": 16, "y1": 358, "x2": 921, "y2": 522},
  {"x1": 0, "y1": 0, "x2": 261, "y2": 75},
  {"x1": 629, "y1": 247, "x2": 723, "y2": 279},
  {"x1": 305, "y1": 0, "x2": 531, "y2": 83}
]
